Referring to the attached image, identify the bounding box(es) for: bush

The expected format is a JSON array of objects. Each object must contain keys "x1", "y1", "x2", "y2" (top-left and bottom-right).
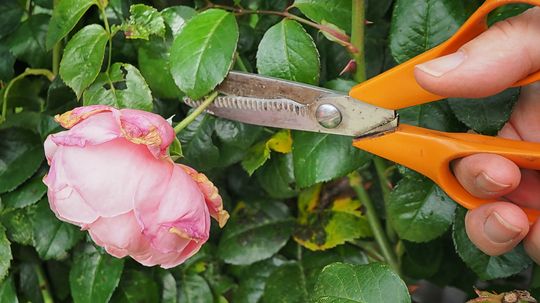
[{"x1": 0, "y1": 0, "x2": 536, "y2": 302}]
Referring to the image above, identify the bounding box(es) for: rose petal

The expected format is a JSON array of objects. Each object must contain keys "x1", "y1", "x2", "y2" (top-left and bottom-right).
[
  {"x1": 160, "y1": 240, "x2": 202, "y2": 268},
  {"x1": 55, "y1": 105, "x2": 114, "y2": 129},
  {"x1": 132, "y1": 239, "x2": 202, "y2": 268},
  {"x1": 49, "y1": 184, "x2": 100, "y2": 226},
  {"x1": 88, "y1": 211, "x2": 150, "y2": 258},
  {"x1": 45, "y1": 106, "x2": 216, "y2": 269},
  {"x1": 45, "y1": 150, "x2": 100, "y2": 225},
  {"x1": 179, "y1": 164, "x2": 229, "y2": 227},
  {"x1": 58, "y1": 138, "x2": 171, "y2": 218},
  {"x1": 149, "y1": 226, "x2": 192, "y2": 254},
  {"x1": 134, "y1": 164, "x2": 210, "y2": 252},
  {"x1": 117, "y1": 109, "x2": 175, "y2": 159},
  {"x1": 44, "y1": 135, "x2": 59, "y2": 164},
  {"x1": 50, "y1": 112, "x2": 122, "y2": 148}
]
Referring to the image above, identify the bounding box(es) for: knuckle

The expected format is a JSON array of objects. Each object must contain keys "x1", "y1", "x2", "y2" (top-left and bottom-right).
[
  {"x1": 487, "y1": 16, "x2": 537, "y2": 73},
  {"x1": 490, "y1": 18, "x2": 520, "y2": 42}
]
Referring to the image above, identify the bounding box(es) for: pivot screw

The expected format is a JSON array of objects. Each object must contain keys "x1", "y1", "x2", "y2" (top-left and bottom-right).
[{"x1": 315, "y1": 104, "x2": 342, "y2": 129}]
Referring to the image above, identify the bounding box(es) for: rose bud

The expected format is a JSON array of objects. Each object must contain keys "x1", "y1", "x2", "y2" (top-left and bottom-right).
[{"x1": 43, "y1": 105, "x2": 228, "y2": 268}]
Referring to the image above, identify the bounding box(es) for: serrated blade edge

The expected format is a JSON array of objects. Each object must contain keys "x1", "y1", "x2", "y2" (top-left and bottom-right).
[{"x1": 184, "y1": 96, "x2": 308, "y2": 117}]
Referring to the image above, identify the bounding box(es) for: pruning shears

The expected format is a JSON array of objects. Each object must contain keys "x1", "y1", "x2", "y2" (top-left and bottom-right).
[{"x1": 186, "y1": 0, "x2": 540, "y2": 223}]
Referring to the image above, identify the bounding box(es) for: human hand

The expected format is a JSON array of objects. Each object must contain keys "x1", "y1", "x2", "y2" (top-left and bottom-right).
[{"x1": 414, "y1": 7, "x2": 540, "y2": 261}]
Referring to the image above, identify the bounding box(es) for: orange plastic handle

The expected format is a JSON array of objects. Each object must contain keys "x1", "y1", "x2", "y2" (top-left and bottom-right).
[
  {"x1": 349, "y1": 0, "x2": 540, "y2": 222},
  {"x1": 353, "y1": 125, "x2": 540, "y2": 223},
  {"x1": 349, "y1": 0, "x2": 540, "y2": 110}
]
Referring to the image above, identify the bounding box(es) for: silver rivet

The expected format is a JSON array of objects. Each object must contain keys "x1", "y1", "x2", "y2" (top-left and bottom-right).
[{"x1": 315, "y1": 104, "x2": 342, "y2": 129}]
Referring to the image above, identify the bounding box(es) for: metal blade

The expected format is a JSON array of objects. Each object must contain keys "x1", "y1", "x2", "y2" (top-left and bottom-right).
[
  {"x1": 216, "y1": 71, "x2": 328, "y2": 104},
  {"x1": 184, "y1": 72, "x2": 398, "y2": 137}
]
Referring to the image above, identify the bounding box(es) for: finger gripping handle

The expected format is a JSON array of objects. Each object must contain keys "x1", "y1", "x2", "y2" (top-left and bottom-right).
[
  {"x1": 349, "y1": 0, "x2": 540, "y2": 110},
  {"x1": 353, "y1": 124, "x2": 540, "y2": 223}
]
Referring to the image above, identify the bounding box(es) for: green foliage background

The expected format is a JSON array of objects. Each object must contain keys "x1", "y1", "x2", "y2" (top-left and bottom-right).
[{"x1": 0, "y1": 0, "x2": 537, "y2": 302}]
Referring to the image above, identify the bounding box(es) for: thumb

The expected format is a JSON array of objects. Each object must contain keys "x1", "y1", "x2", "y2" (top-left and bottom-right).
[{"x1": 414, "y1": 7, "x2": 540, "y2": 98}]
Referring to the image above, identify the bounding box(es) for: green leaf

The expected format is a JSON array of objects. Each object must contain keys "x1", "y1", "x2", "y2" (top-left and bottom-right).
[
  {"x1": 170, "y1": 9, "x2": 239, "y2": 99},
  {"x1": 34, "y1": 0, "x2": 53, "y2": 9},
  {"x1": 32, "y1": 199, "x2": 84, "y2": 260},
  {"x1": 259, "y1": 247, "x2": 368, "y2": 303},
  {"x1": 1, "y1": 207, "x2": 34, "y2": 245},
  {"x1": 46, "y1": 0, "x2": 97, "y2": 49},
  {"x1": 233, "y1": 257, "x2": 288, "y2": 303},
  {"x1": 401, "y1": 240, "x2": 443, "y2": 279},
  {"x1": 0, "y1": 128, "x2": 44, "y2": 194},
  {"x1": 292, "y1": 132, "x2": 370, "y2": 188},
  {"x1": 238, "y1": 23, "x2": 257, "y2": 55},
  {"x1": 148, "y1": 98, "x2": 177, "y2": 120},
  {"x1": 179, "y1": 113, "x2": 261, "y2": 170},
  {"x1": 218, "y1": 201, "x2": 294, "y2": 265},
  {"x1": 215, "y1": 118, "x2": 263, "y2": 148},
  {"x1": 324, "y1": 79, "x2": 357, "y2": 93},
  {"x1": 390, "y1": 0, "x2": 474, "y2": 63},
  {"x1": 0, "y1": 0, "x2": 24, "y2": 39},
  {"x1": 1, "y1": 112, "x2": 44, "y2": 134},
  {"x1": 256, "y1": 19, "x2": 320, "y2": 85},
  {"x1": 426, "y1": 238, "x2": 474, "y2": 287},
  {"x1": 178, "y1": 114, "x2": 220, "y2": 170},
  {"x1": 202, "y1": 262, "x2": 235, "y2": 297},
  {"x1": 159, "y1": 271, "x2": 177, "y2": 303},
  {"x1": 388, "y1": 176, "x2": 456, "y2": 242},
  {"x1": 83, "y1": 63, "x2": 153, "y2": 111},
  {"x1": 0, "y1": 45, "x2": 15, "y2": 82},
  {"x1": 262, "y1": 262, "x2": 309, "y2": 303},
  {"x1": 304, "y1": 244, "x2": 371, "y2": 275},
  {"x1": 4, "y1": 77, "x2": 45, "y2": 112},
  {"x1": 0, "y1": 276, "x2": 18, "y2": 303},
  {"x1": 316, "y1": 25, "x2": 352, "y2": 79},
  {"x1": 59, "y1": 24, "x2": 108, "y2": 99},
  {"x1": 180, "y1": 243, "x2": 214, "y2": 272},
  {"x1": 138, "y1": 39, "x2": 183, "y2": 99},
  {"x1": 366, "y1": 0, "x2": 394, "y2": 20},
  {"x1": 365, "y1": 20, "x2": 392, "y2": 78},
  {"x1": 452, "y1": 207, "x2": 532, "y2": 280},
  {"x1": 319, "y1": 21, "x2": 348, "y2": 45},
  {"x1": 0, "y1": 112, "x2": 58, "y2": 141},
  {"x1": 169, "y1": 137, "x2": 183, "y2": 161},
  {"x1": 398, "y1": 100, "x2": 464, "y2": 132},
  {"x1": 295, "y1": 195, "x2": 372, "y2": 251},
  {"x1": 5, "y1": 14, "x2": 51, "y2": 68},
  {"x1": 45, "y1": 77, "x2": 78, "y2": 115},
  {"x1": 448, "y1": 88, "x2": 519, "y2": 135},
  {"x1": 2, "y1": 170, "x2": 47, "y2": 209},
  {"x1": 178, "y1": 274, "x2": 213, "y2": 303},
  {"x1": 111, "y1": 269, "x2": 159, "y2": 303},
  {"x1": 46, "y1": 260, "x2": 71, "y2": 301},
  {"x1": 313, "y1": 262, "x2": 410, "y2": 303},
  {"x1": 70, "y1": 244, "x2": 124, "y2": 303},
  {"x1": 106, "y1": 0, "x2": 130, "y2": 21},
  {"x1": 119, "y1": 4, "x2": 165, "y2": 40},
  {"x1": 214, "y1": 118, "x2": 264, "y2": 167},
  {"x1": 161, "y1": 6, "x2": 196, "y2": 36},
  {"x1": 242, "y1": 130, "x2": 292, "y2": 176},
  {"x1": 18, "y1": 262, "x2": 43, "y2": 303},
  {"x1": 0, "y1": 227, "x2": 12, "y2": 282},
  {"x1": 256, "y1": 153, "x2": 298, "y2": 199},
  {"x1": 293, "y1": 0, "x2": 352, "y2": 33}
]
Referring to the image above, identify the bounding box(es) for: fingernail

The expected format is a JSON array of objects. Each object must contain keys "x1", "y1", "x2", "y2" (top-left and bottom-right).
[
  {"x1": 484, "y1": 211, "x2": 522, "y2": 244},
  {"x1": 475, "y1": 172, "x2": 511, "y2": 193},
  {"x1": 416, "y1": 51, "x2": 466, "y2": 77}
]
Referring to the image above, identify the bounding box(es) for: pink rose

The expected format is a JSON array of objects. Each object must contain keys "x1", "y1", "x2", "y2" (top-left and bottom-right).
[{"x1": 43, "y1": 105, "x2": 229, "y2": 268}]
